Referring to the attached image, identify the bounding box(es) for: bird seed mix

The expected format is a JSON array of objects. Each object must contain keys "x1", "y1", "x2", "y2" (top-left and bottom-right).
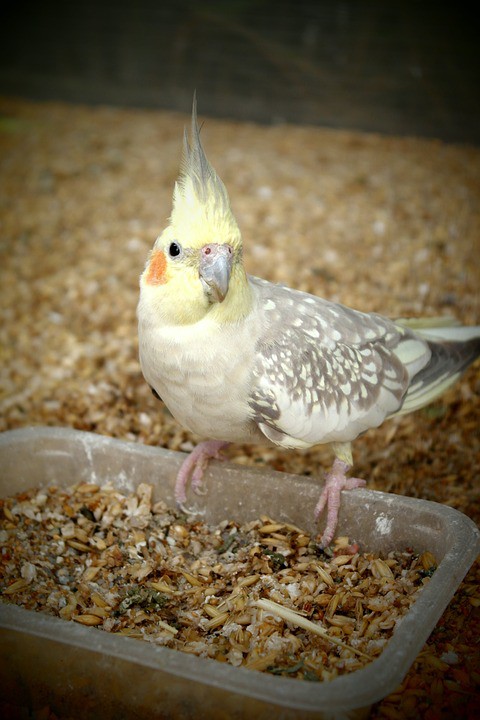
[{"x1": 0, "y1": 479, "x2": 436, "y2": 682}]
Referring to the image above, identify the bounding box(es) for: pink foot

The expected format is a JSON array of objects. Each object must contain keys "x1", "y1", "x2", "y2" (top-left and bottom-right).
[
  {"x1": 314, "y1": 458, "x2": 366, "y2": 548},
  {"x1": 175, "y1": 440, "x2": 230, "y2": 509}
]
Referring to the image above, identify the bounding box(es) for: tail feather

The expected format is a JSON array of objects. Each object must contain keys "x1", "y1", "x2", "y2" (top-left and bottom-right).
[
  {"x1": 397, "y1": 317, "x2": 480, "y2": 342},
  {"x1": 413, "y1": 326, "x2": 480, "y2": 342},
  {"x1": 397, "y1": 332, "x2": 480, "y2": 416},
  {"x1": 396, "y1": 315, "x2": 461, "y2": 330}
]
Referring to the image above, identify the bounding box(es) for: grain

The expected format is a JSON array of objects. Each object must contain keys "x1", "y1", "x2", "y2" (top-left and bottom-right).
[{"x1": 1, "y1": 481, "x2": 436, "y2": 683}]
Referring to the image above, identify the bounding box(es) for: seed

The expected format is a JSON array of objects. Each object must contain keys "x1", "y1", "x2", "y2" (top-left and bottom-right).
[
  {"x1": 371, "y1": 558, "x2": 395, "y2": 580},
  {"x1": 235, "y1": 612, "x2": 254, "y2": 625},
  {"x1": 91, "y1": 591, "x2": 109, "y2": 608},
  {"x1": 92, "y1": 537, "x2": 107, "y2": 550},
  {"x1": 293, "y1": 562, "x2": 310, "y2": 571},
  {"x1": 3, "y1": 578, "x2": 29, "y2": 594},
  {"x1": 59, "y1": 603, "x2": 77, "y2": 620},
  {"x1": 132, "y1": 530, "x2": 146, "y2": 545},
  {"x1": 204, "y1": 611, "x2": 230, "y2": 630},
  {"x1": 67, "y1": 540, "x2": 91, "y2": 552},
  {"x1": 378, "y1": 705, "x2": 405, "y2": 719},
  {"x1": 116, "y1": 628, "x2": 143, "y2": 638},
  {"x1": 60, "y1": 523, "x2": 76, "y2": 539},
  {"x1": 260, "y1": 537, "x2": 289, "y2": 549},
  {"x1": 236, "y1": 574, "x2": 260, "y2": 588},
  {"x1": 295, "y1": 534, "x2": 310, "y2": 547},
  {"x1": 327, "y1": 615, "x2": 355, "y2": 628},
  {"x1": 83, "y1": 566, "x2": 102, "y2": 582},
  {"x1": 259, "y1": 523, "x2": 284, "y2": 533},
  {"x1": 422, "y1": 654, "x2": 449, "y2": 671},
  {"x1": 419, "y1": 551, "x2": 437, "y2": 571},
  {"x1": 157, "y1": 619, "x2": 178, "y2": 635},
  {"x1": 3, "y1": 506, "x2": 15, "y2": 522},
  {"x1": 357, "y1": 618, "x2": 369, "y2": 637},
  {"x1": 326, "y1": 594, "x2": 340, "y2": 617},
  {"x1": 204, "y1": 604, "x2": 220, "y2": 618},
  {"x1": 430, "y1": 677, "x2": 444, "y2": 697},
  {"x1": 171, "y1": 524, "x2": 189, "y2": 539},
  {"x1": 180, "y1": 570, "x2": 203, "y2": 587},
  {"x1": 316, "y1": 593, "x2": 332, "y2": 606},
  {"x1": 379, "y1": 617, "x2": 396, "y2": 630},
  {"x1": 364, "y1": 617, "x2": 381, "y2": 638},
  {"x1": 75, "y1": 484, "x2": 100, "y2": 495},
  {"x1": 73, "y1": 614, "x2": 103, "y2": 626},
  {"x1": 244, "y1": 650, "x2": 279, "y2": 672},
  {"x1": 133, "y1": 610, "x2": 149, "y2": 624},
  {"x1": 74, "y1": 527, "x2": 90, "y2": 543},
  {"x1": 313, "y1": 565, "x2": 334, "y2": 586},
  {"x1": 149, "y1": 580, "x2": 178, "y2": 595},
  {"x1": 88, "y1": 606, "x2": 110, "y2": 619},
  {"x1": 229, "y1": 628, "x2": 251, "y2": 652}
]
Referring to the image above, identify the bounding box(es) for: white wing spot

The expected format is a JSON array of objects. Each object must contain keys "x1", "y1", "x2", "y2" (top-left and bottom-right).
[
  {"x1": 283, "y1": 366, "x2": 294, "y2": 378},
  {"x1": 384, "y1": 366, "x2": 398, "y2": 379}
]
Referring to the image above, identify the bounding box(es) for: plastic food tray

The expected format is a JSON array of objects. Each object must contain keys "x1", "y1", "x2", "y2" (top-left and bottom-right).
[{"x1": 1, "y1": 427, "x2": 479, "y2": 720}]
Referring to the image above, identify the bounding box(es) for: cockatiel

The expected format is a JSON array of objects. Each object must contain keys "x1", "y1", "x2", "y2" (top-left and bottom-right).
[{"x1": 138, "y1": 98, "x2": 480, "y2": 547}]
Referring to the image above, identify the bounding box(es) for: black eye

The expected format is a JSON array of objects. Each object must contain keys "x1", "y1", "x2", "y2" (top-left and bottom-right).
[{"x1": 168, "y1": 241, "x2": 182, "y2": 258}]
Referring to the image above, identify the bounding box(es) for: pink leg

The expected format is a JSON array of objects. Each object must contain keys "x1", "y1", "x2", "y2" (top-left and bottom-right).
[
  {"x1": 174, "y1": 440, "x2": 230, "y2": 508},
  {"x1": 314, "y1": 458, "x2": 366, "y2": 548}
]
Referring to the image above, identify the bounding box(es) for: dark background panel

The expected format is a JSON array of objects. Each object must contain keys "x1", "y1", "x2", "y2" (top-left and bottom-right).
[{"x1": 0, "y1": 0, "x2": 478, "y2": 144}]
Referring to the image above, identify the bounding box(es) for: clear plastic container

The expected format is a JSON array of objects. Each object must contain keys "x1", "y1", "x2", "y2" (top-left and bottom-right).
[{"x1": 1, "y1": 426, "x2": 479, "y2": 719}]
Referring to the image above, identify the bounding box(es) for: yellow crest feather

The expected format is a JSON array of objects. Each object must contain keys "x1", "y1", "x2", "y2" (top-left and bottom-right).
[{"x1": 170, "y1": 95, "x2": 242, "y2": 252}]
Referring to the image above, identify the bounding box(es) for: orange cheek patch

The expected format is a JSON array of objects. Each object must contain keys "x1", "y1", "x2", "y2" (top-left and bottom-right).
[{"x1": 145, "y1": 250, "x2": 168, "y2": 285}]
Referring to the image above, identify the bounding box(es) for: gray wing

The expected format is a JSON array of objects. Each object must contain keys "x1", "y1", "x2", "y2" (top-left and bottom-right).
[{"x1": 248, "y1": 277, "x2": 431, "y2": 449}]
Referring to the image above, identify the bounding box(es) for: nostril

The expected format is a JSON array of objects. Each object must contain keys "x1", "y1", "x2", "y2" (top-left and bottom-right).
[{"x1": 202, "y1": 243, "x2": 233, "y2": 257}]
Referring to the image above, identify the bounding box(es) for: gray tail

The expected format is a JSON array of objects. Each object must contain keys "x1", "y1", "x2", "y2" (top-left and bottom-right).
[{"x1": 398, "y1": 335, "x2": 480, "y2": 415}]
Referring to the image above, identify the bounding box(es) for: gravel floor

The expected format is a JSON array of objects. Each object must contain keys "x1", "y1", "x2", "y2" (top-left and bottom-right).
[{"x1": 1, "y1": 97, "x2": 479, "y2": 718}]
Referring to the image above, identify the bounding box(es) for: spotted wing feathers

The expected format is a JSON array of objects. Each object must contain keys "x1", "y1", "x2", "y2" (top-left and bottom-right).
[{"x1": 248, "y1": 278, "x2": 479, "y2": 449}]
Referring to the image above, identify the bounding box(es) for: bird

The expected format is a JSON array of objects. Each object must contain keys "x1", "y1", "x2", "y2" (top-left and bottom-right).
[{"x1": 137, "y1": 97, "x2": 480, "y2": 547}]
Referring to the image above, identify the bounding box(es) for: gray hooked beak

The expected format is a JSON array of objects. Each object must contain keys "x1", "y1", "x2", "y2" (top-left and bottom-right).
[{"x1": 199, "y1": 243, "x2": 234, "y2": 303}]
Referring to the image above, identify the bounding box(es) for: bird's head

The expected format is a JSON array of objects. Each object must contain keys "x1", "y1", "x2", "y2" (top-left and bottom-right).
[{"x1": 140, "y1": 98, "x2": 251, "y2": 325}]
